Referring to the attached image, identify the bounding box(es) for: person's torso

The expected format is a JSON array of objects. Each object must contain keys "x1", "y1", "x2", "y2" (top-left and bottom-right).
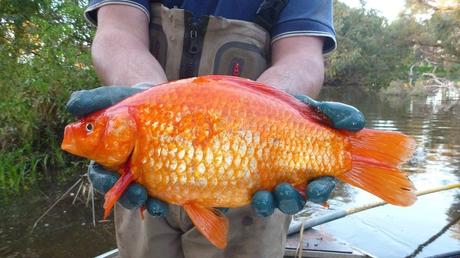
[
  {"x1": 151, "y1": 0, "x2": 265, "y2": 22},
  {"x1": 148, "y1": 1, "x2": 277, "y2": 80}
]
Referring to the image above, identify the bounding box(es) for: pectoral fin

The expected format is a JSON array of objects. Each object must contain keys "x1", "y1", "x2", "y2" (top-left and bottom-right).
[
  {"x1": 103, "y1": 163, "x2": 135, "y2": 219},
  {"x1": 183, "y1": 203, "x2": 229, "y2": 249}
]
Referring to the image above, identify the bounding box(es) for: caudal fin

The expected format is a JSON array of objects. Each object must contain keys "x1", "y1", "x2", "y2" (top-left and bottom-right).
[{"x1": 337, "y1": 129, "x2": 417, "y2": 206}]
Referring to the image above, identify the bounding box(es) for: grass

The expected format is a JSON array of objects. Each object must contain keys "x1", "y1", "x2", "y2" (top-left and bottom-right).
[
  {"x1": 0, "y1": 148, "x2": 38, "y2": 192},
  {"x1": 0, "y1": 143, "x2": 87, "y2": 193}
]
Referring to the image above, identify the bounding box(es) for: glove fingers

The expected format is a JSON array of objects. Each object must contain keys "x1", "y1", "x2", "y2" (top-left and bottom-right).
[
  {"x1": 306, "y1": 176, "x2": 337, "y2": 204},
  {"x1": 146, "y1": 198, "x2": 169, "y2": 217},
  {"x1": 66, "y1": 86, "x2": 143, "y2": 117},
  {"x1": 274, "y1": 183, "x2": 306, "y2": 215},
  {"x1": 119, "y1": 183, "x2": 148, "y2": 209},
  {"x1": 88, "y1": 161, "x2": 148, "y2": 209},
  {"x1": 294, "y1": 95, "x2": 365, "y2": 132},
  {"x1": 251, "y1": 191, "x2": 276, "y2": 217},
  {"x1": 318, "y1": 101, "x2": 365, "y2": 131},
  {"x1": 88, "y1": 162, "x2": 119, "y2": 194}
]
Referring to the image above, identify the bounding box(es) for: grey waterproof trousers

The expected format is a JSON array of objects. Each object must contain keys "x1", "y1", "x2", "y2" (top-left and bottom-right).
[{"x1": 115, "y1": 203, "x2": 291, "y2": 258}]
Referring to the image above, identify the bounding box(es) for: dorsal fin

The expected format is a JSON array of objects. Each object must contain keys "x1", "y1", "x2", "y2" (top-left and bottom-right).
[{"x1": 206, "y1": 75, "x2": 332, "y2": 126}]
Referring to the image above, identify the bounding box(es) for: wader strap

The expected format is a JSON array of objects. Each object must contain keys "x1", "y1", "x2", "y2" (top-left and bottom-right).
[{"x1": 256, "y1": 0, "x2": 288, "y2": 31}]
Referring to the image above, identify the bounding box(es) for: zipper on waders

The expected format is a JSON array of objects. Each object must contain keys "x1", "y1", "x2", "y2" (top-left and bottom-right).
[{"x1": 179, "y1": 14, "x2": 209, "y2": 79}]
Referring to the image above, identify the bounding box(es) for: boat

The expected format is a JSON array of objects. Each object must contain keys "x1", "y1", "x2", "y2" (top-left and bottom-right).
[{"x1": 285, "y1": 221, "x2": 373, "y2": 258}]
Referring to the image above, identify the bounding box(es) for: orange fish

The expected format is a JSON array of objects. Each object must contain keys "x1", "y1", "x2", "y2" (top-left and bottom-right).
[{"x1": 61, "y1": 75, "x2": 416, "y2": 249}]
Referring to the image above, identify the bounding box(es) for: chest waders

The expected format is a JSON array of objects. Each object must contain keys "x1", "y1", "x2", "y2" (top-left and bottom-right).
[{"x1": 148, "y1": 3, "x2": 270, "y2": 80}]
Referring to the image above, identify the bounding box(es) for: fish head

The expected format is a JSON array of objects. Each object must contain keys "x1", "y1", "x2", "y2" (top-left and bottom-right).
[{"x1": 61, "y1": 108, "x2": 137, "y2": 168}]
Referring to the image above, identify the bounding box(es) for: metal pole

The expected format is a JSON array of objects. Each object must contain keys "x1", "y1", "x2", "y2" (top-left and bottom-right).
[{"x1": 288, "y1": 182, "x2": 460, "y2": 235}]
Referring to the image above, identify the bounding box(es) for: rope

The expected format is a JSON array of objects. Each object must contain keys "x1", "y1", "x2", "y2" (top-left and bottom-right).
[{"x1": 295, "y1": 221, "x2": 306, "y2": 258}]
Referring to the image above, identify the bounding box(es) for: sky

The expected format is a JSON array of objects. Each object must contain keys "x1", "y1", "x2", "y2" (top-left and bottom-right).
[{"x1": 339, "y1": 0, "x2": 406, "y2": 21}]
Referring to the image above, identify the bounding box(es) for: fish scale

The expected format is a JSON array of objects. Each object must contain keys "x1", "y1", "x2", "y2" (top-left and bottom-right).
[{"x1": 127, "y1": 78, "x2": 349, "y2": 207}]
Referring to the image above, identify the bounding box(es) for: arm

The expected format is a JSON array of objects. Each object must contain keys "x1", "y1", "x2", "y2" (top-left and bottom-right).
[
  {"x1": 74, "y1": 4, "x2": 170, "y2": 216},
  {"x1": 92, "y1": 5, "x2": 167, "y2": 86},
  {"x1": 257, "y1": 36, "x2": 324, "y2": 98}
]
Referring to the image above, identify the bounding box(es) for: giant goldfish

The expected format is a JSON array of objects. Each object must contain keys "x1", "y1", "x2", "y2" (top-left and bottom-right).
[{"x1": 61, "y1": 75, "x2": 416, "y2": 249}]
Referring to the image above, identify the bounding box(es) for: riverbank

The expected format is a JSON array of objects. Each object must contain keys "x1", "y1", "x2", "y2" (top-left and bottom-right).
[{"x1": 379, "y1": 78, "x2": 460, "y2": 98}]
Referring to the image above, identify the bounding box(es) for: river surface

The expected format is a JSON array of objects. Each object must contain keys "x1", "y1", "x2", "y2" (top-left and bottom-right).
[
  {"x1": 301, "y1": 87, "x2": 460, "y2": 257},
  {"x1": 1, "y1": 87, "x2": 459, "y2": 258}
]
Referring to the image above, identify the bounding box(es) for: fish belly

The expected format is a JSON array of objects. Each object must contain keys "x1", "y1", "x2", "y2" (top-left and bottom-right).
[{"x1": 128, "y1": 79, "x2": 350, "y2": 207}]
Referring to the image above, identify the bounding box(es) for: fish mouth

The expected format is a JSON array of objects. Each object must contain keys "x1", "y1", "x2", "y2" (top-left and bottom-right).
[{"x1": 61, "y1": 124, "x2": 78, "y2": 155}]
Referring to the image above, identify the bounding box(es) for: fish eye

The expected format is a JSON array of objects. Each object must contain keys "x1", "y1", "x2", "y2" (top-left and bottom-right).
[{"x1": 85, "y1": 122, "x2": 94, "y2": 133}]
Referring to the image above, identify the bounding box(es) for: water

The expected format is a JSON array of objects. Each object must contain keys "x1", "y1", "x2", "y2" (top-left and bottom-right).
[
  {"x1": 0, "y1": 183, "x2": 115, "y2": 258},
  {"x1": 302, "y1": 87, "x2": 460, "y2": 257},
  {"x1": 1, "y1": 87, "x2": 459, "y2": 258}
]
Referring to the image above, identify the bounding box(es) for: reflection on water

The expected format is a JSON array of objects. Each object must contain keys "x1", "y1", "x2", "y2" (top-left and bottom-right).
[
  {"x1": 1, "y1": 86, "x2": 459, "y2": 257},
  {"x1": 304, "y1": 86, "x2": 460, "y2": 257}
]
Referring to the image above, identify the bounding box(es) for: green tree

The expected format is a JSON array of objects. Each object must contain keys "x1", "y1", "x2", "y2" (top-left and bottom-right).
[
  {"x1": 0, "y1": 0, "x2": 97, "y2": 191},
  {"x1": 401, "y1": 0, "x2": 459, "y2": 79},
  {"x1": 326, "y1": 1, "x2": 413, "y2": 88},
  {"x1": 326, "y1": 0, "x2": 460, "y2": 88}
]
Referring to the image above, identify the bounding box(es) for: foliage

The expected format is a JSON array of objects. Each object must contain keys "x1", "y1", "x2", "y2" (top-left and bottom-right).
[
  {"x1": 405, "y1": 0, "x2": 460, "y2": 79},
  {"x1": 326, "y1": 1, "x2": 411, "y2": 88},
  {"x1": 0, "y1": 0, "x2": 97, "y2": 192},
  {"x1": 325, "y1": 1, "x2": 460, "y2": 88}
]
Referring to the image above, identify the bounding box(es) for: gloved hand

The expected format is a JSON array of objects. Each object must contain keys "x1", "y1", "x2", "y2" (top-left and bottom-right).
[
  {"x1": 88, "y1": 161, "x2": 168, "y2": 216},
  {"x1": 66, "y1": 84, "x2": 364, "y2": 217},
  {"x1": 294, "y1": 94, "x2": 365, "y2": 132}
]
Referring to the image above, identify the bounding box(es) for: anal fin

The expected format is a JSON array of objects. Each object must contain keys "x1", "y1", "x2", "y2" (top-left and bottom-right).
[{"x1": 183, "y1": 203, "x2": 229, "y2": 249}]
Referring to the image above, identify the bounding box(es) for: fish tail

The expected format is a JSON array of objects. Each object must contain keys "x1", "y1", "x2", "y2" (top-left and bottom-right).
[
  {"x1": 337, "y1": 128, "x2": 417, "y2": 206},
  {"x1": 103, "y1": 165, "x2": 135, "y2": 219}
]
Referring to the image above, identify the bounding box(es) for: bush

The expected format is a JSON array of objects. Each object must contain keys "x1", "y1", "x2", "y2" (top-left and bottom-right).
[{"x1": 0, "y1": 0, "x2": 96, "y2": 192}]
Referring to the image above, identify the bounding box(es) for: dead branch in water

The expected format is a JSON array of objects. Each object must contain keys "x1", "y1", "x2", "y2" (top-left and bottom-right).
[
  {"x1": 421, "y1": 73, "x2": 459, "y2": 112},
  {"x1": 32, "y1": 174, "x2": 97, "y2": 230},
  {"x1": 422, "y1": 72, "x2": 454, "y2": 87}
]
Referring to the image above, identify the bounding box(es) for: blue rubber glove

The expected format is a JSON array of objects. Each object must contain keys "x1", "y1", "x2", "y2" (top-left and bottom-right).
[
  {"x1": 88, "y1": 161, "x2": 168, "y2": 216},
  {"x1": 67, "y1": 85, "x2": 364, "y2": 217},
  {"x1": 294, "y1": 94, "x2": 365, "y2": 132}
]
